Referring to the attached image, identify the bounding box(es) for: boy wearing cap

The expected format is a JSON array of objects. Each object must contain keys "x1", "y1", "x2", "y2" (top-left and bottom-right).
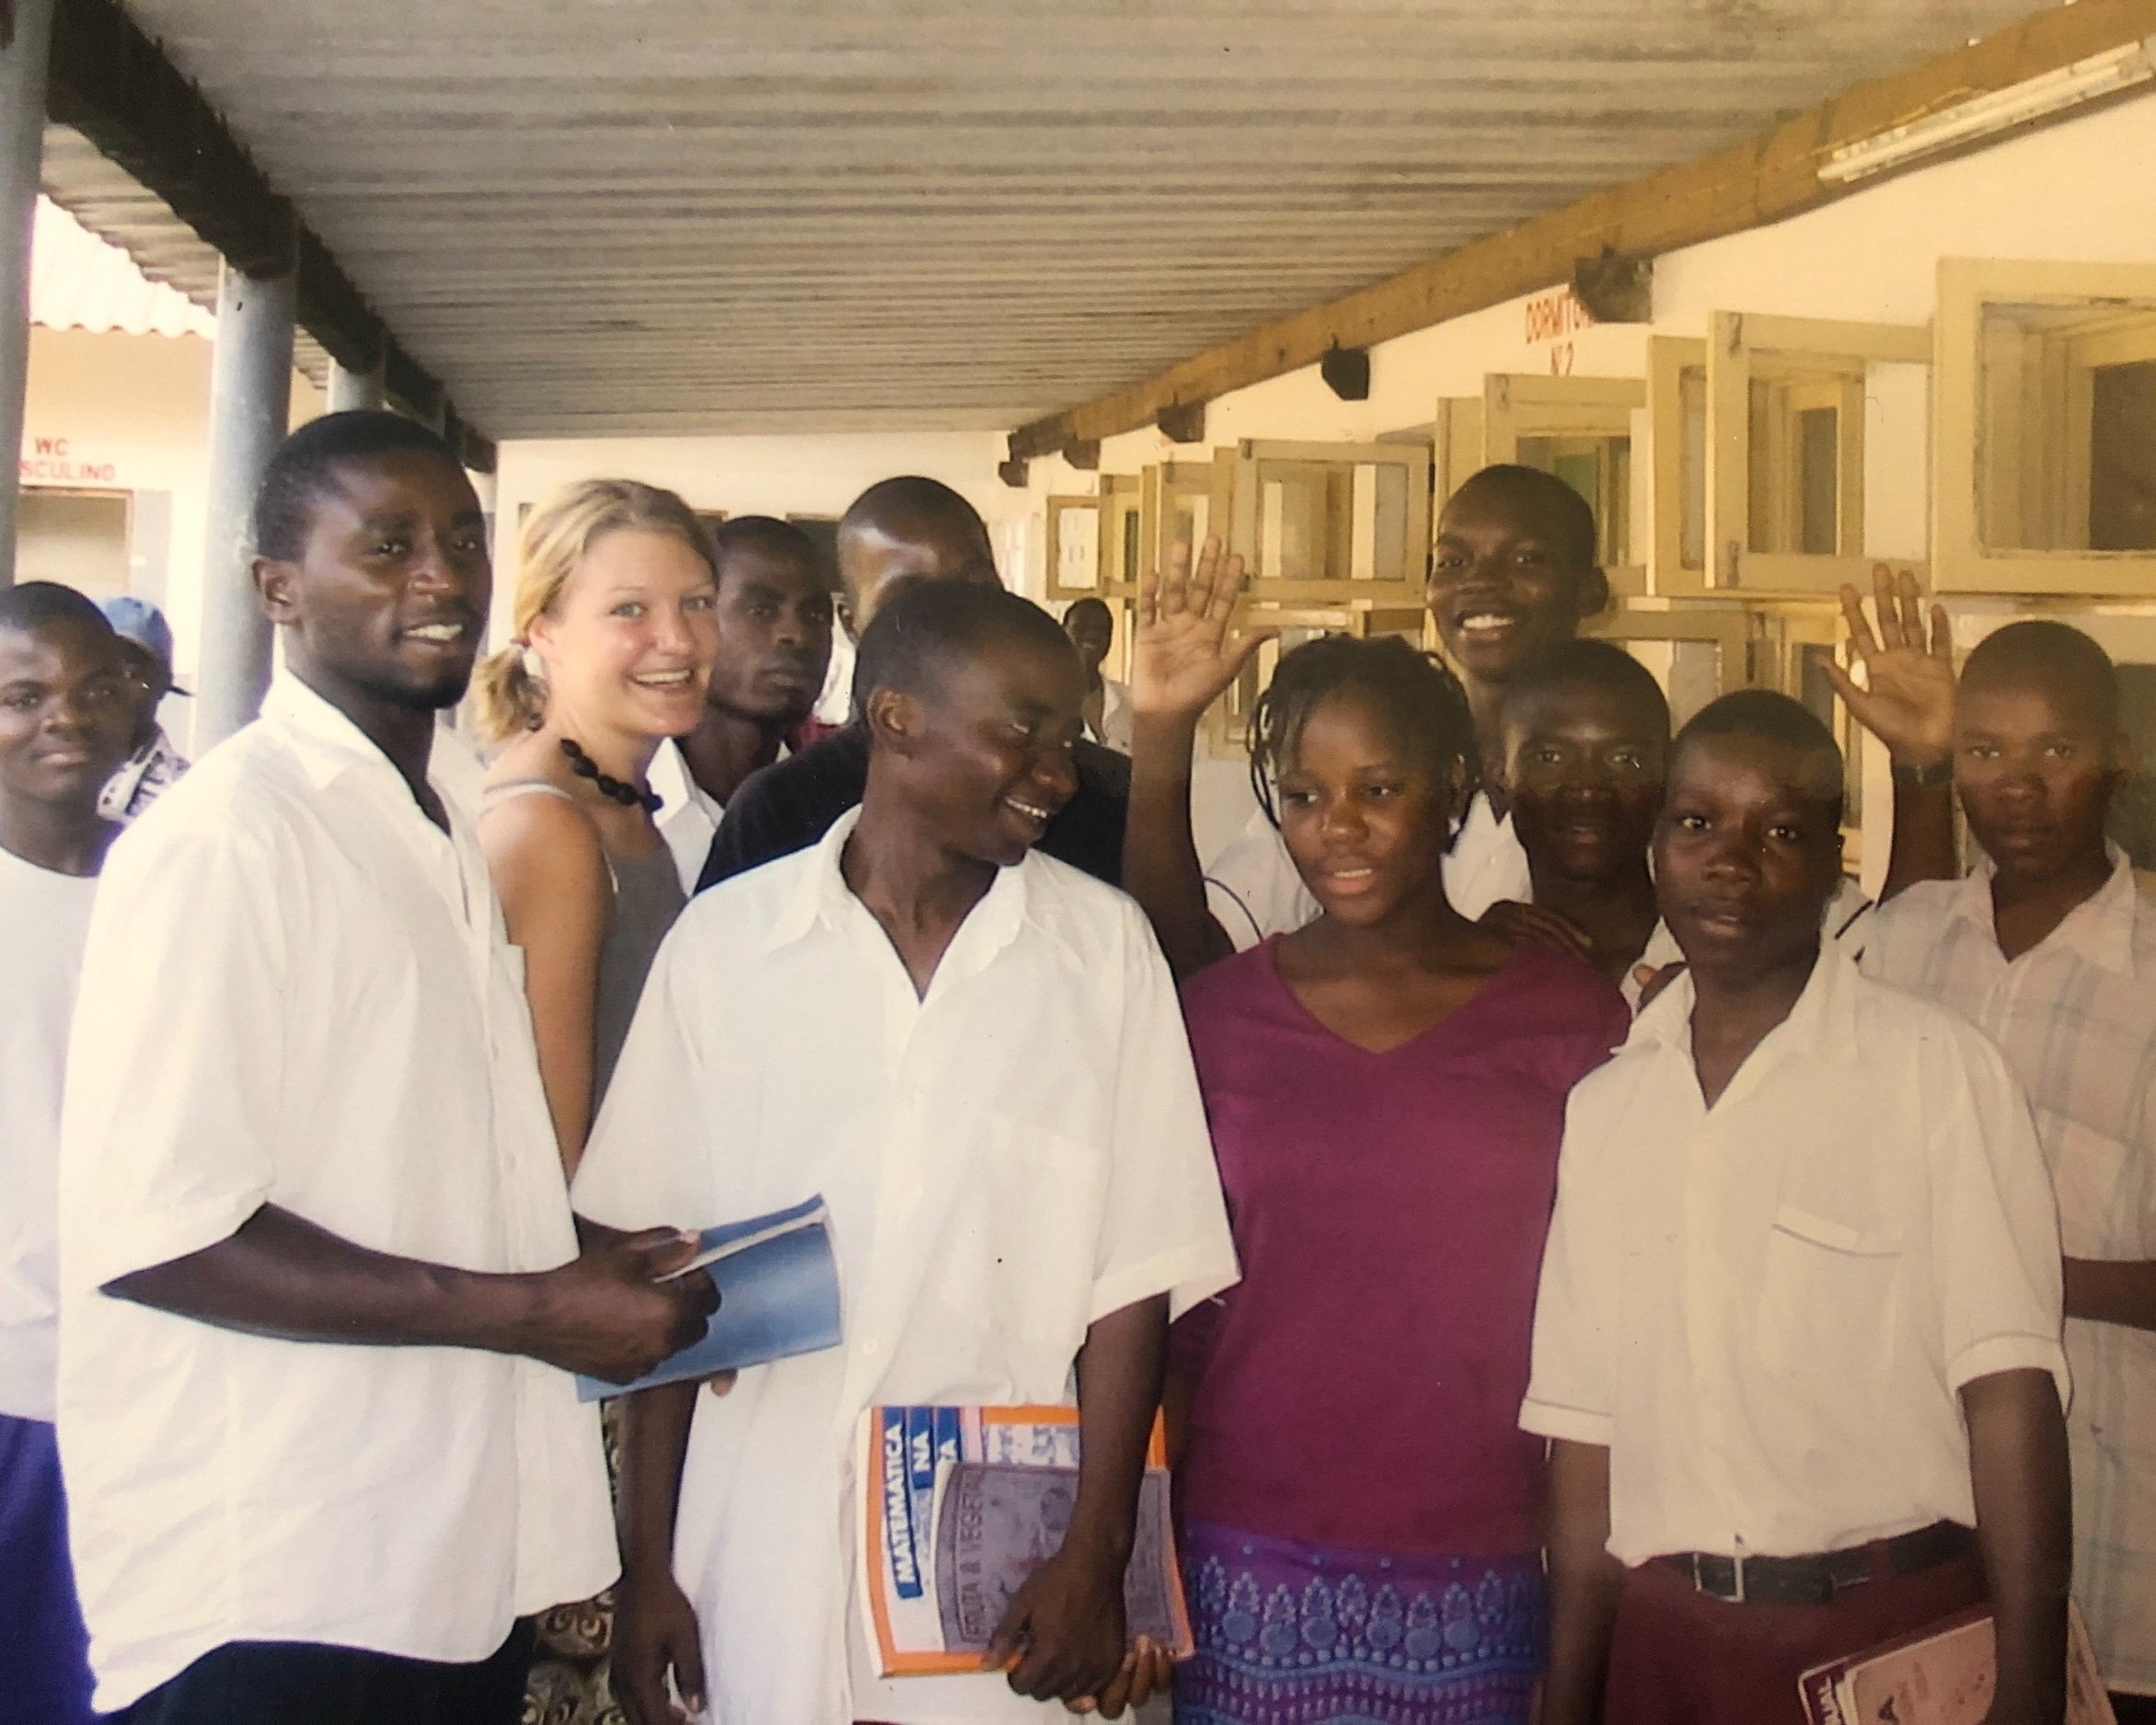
[{"x1": 94, "y1": 596, "x2": 190, "y2": 823}]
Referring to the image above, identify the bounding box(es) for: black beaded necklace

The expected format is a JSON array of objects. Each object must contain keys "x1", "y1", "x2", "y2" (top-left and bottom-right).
[{"x1": 558, "y1": 737, "x2": 663, "y2": 814}]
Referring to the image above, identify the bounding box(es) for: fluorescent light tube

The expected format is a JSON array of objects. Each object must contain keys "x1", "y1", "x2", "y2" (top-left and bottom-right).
[{"x1": 1820, "y1": 34, "x2": 2156, "y2": 185}]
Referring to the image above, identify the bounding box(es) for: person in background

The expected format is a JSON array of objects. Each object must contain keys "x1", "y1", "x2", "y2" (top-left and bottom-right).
[
  {"x1": 1528, "y1": 691, "x2": 2072, "y2": 1725},
  {"x1": 94, "y1": 595, "x2": 190, "y2": 822},
  {"x1": 584, "y1": 581, "x2": 1237, "y2": 1723},
  {"x1": 54, "y1": 411, "x2": 718, "y2": 1725},
  {"x1": 1127, "y1": 464, "x2": 1609, "y2": 975},
  {"x1": 1857, "y1": 618, "x2": 2156, "y2": 1723},
  {"x1": 474, "y1": 478, "x2": 720, "y2": 1177},
  {"x1": 1485, "y1": 638, "x2": 1666, "y2": 994},
  {"x1": 0, "y1": 584, "x2": 134, "y2": 1725},
  {"x1": 646, "y1": 515, "x2": 834, "y2": 892},
  {"x1": 1170, "y1": 635, "x2": 1628, "y2": 1724},
  {"x1": 698, "y1": 475, "x2": 1130, "y2": 889},
  {"x1": 1063, "y1": 595, "x2": 1133, "y2": 753}
]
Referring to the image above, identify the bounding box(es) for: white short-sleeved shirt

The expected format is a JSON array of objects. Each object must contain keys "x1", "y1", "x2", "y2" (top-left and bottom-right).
[
  {"x1": 0, "y1": 850, "x2": 98, "y2": 1423},
  {"x1": 573, "y1": 809, "x2": 1239, "y2": 1723},
  {"x1": 1865, "y1": 850, "x2": 2156, "y2": 1690},
  {"x1": 1522, "y1": 946, "x2": 2068, "y2": 1565},
  {"x1": 55, "y1": 673, "x2": 615, "y2": 1713},
  {"x1": 1203, "y1": 789, "x2": 1528, "y2": 949}
]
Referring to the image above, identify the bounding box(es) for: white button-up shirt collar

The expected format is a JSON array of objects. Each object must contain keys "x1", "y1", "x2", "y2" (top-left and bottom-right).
[
  {"x1": 56, "y1": 671, "x2": 614, "y2": 1713},
  {"x1": 1524, "y1": 944, "x2": 2067, "y2": 1565},
  {"x1": 573, "y1": 815, "x2": 1238, "y2": 1723},
  {"x1": 1940, "y1": 845, "x2": 2139, "y2": 980}
]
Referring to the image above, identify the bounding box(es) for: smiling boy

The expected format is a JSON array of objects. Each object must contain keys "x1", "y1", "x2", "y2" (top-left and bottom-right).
[
  {"x1": 1862, "y1": 620, "x2": 2156, "y2": 1721},
  {"x1": 1527, "y1": 690, "x2": 2073, "y2": 1725},
  {"x1": 0, "y1": 584, "x2": 133, "y2": 1725},
  {"x1": 581, "y1": 581, "x2": 1236, "y2": 1723}
]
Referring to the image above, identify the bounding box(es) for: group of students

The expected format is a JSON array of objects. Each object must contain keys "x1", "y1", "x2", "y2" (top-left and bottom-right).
[{"x1": 0, "y1": 407, "x2": 2148, "y2": 1725}]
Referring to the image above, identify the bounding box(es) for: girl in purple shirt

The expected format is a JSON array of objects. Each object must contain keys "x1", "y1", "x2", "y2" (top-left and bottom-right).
[{"x1": 1170, "y1": 638, "x2": 1628, "y2": 1725}]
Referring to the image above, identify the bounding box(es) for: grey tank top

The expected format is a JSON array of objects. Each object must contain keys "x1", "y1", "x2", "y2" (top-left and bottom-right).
[{"x1": 480, "y1": 779, "x2": 686, "y2": 1106}]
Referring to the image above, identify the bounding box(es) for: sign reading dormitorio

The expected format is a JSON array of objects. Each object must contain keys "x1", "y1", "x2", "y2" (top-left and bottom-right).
[{"x1": 19, "y1": 436, "x2": 121, "y2": 486}]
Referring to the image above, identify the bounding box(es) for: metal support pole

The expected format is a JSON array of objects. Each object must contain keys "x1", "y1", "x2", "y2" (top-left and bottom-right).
[
  {"x1": 195, "y1": 259, "x2": 295, "y2": 747},
  {"x1": 0, "y1": 0, "x2": 58, "y2": 587},
  {"x1": 327, "y1": 354, "x2": 384, "y2": 412}
]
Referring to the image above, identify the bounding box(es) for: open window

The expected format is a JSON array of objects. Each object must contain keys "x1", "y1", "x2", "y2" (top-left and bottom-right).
[
  {"x1": 1701, "y1": 313, "x2": 1931, "y2": 595},
  {"x1": 1482, "y1": 374, "x2": 1644, "y2": 592},
  {"x1": 1093, "y1": 473, "x2": 1145, "y2": 593},
  {"x1": 1579, "y1": 598, "x2": 1753, "y2": 730},
  {"x1": 1645, "y1": 337, "x2": 1709, "y2": 594},
  {"x1": 1137, "y1": 457, "x2": 1219, "y2": 578},
  {"x1": 1215, "y1": 602, "x2": 1428, "y2": 749},
  {"x1": 1937, "y1": 258, "x2": 2156, "y2": 595},
  {"x1": 1043, "y1": 494, "x2": 1101, "y2": 601},
  {"x1": 1220, "y1": 439, "x2": 1431, "y2": 604},
  {"x1": 1433, "y1": 377, "x2": 1646, "y2": 594}
]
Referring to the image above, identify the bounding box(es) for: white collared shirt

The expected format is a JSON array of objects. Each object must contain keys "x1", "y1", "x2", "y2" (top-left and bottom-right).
[
  {"x1": 647, "y1": 737, "x2": 789, "y2": 894},
  {"x1": 1202, "y1": 788, "x2": 1529, "y2": 949},
  {"x1": 1522, "y1": 946, "x2": 2068, "y2": 1565},
  {"x1": 1865, "y1": 849, "x2": 2156, "y2": 1690},
  {"x1": 55, "y1": 673, "x2": 615, "y2": 1713},
  {"x1": 572, "y1": 809, "x2": 1239, "y2": 1723},
  {"x1": 0, "y1": 849, "x2": 98, "y2": 1423}
]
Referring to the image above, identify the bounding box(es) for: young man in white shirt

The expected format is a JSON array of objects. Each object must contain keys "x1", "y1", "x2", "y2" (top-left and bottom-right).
[
  {"x1": 1124, "y1": 465, "x2": 1609, "y2": 975},
  {"x1": 55, "y1": 410, "x2": 721, "y2": 1725},
  {"x1": 1858, "y1": 620, "x2": 2156, "y2": 1723},
  {"x1": 1525, "y1": 690, "x2": 2073, "y2": 1725},
  {"x1": 579, "y1": 580, "x2": 1239, "y2": 1724},
  {"x1": 0, "y1": 584, "x2": 135, "y2": 1725},
  {"x1": 648, "y1": 516, "x2": 835, "y2": 891}
]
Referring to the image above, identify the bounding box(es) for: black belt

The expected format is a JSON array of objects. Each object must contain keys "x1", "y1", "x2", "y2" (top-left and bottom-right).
[{"x1": 1652, "y1": 1520, "x2": 1973, "y2": 1606}]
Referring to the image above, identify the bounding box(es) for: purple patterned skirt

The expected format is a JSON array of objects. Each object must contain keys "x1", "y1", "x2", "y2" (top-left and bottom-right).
[{"x1": 1173, "y1": 1520, "x2": 1544, "y2": 1725}]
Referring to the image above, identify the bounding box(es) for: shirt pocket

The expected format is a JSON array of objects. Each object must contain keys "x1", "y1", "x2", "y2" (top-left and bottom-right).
[
  {"x1": 978, "y1": 1110, "x2": 1112, "y2": 1354},
  {"x1": 1756, "y1": 1205, "x2": 1904, "y2": 1381}
]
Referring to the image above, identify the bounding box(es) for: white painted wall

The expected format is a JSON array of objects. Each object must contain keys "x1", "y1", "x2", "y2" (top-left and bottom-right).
[{"x1": 18, "y1": 324, "x2": 322, "y2": 751}]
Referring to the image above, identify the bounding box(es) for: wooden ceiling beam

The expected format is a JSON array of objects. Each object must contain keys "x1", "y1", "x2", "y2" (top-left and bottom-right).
[
  {"x1": 1006, "y1": 0, "x2": 2156, "y2": 460},
  {"x1": 43, "y1": 0, "x2": 493, "y2": 469}
]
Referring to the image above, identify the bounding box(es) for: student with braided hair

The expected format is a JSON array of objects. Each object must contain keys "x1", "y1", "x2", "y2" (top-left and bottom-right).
[{"x1": 1169, "y1": 635, "x2": 1629, "y2": 1725}]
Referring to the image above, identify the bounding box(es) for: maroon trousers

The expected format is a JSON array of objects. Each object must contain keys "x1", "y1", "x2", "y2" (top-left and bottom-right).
[{"x1": 1603, "y1": 1546, "x2": 1988, "y2": 1725}]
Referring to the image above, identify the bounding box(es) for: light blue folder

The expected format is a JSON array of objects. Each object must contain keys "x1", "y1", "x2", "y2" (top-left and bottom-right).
[{"x1": 576, "y1": 1193, "x2": 842, "y2": 1401}]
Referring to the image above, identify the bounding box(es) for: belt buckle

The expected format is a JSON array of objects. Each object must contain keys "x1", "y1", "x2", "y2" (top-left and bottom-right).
[{"x1": 1689, "y1": 1552, "x2": 1744, "y2": 1603}]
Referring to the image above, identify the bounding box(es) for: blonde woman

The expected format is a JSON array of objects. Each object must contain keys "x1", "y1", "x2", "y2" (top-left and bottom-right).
[
  {"x1": 474, "y1": 480, "x2": 720, "y2": 1179},
  {"x1": 473, "y1": 480, "x2": 720, "y2": 1724}
]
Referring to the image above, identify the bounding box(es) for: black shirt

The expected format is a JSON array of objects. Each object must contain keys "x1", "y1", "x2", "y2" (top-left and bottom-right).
[{"x1": 696, "y1": 722, "x2": 1130, "y2": 892}]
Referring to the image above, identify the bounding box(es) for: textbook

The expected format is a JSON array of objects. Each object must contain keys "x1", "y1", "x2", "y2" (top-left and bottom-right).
[
  {"x1": 858, "y1": 1403, "x2": 1193, "y2": 1677},
  {"x1": 574, "y1": 1194, "x2": 842, "y2": 1401},
  {"x1": 1797, "y1": 1600, "x2": 2115, "y2": 1725}
]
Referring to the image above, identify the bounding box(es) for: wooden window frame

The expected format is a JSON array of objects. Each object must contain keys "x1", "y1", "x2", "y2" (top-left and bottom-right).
[
  {"x1": 1220, "y1": 439, "x2": 1431, "y2": 605},
  {"x1": 1936, "y1": 257, "x2": 2156, "y2": 596}
]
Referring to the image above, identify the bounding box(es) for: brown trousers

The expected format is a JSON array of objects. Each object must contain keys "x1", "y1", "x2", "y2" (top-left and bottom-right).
[{"x1": 1603, "y1": 1546, "x2": 1988, "y2": 1725}]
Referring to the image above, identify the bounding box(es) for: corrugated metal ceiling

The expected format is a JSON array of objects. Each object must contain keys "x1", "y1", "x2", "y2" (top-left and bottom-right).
[{"x1": 58, "y1": 0, "x2": 2047, "y2": 437}]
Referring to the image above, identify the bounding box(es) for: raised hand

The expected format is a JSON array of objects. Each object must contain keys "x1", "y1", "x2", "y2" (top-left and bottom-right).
[
  {"x1": 1131, "y1": 535, "x2": 1275, "y2": 723},
  {"x1": 520, "y1": 1227, "x2": 719, "y2": 1385},
  {"x1": 1823, "y1": 564, "x2": 1955, "y2": 766}
]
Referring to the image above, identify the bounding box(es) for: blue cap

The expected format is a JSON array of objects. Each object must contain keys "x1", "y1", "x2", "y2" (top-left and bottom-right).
[
  {"x1": 98, "y1": 595, "x2": 174, "y2": 664},
  {"x1": 98, "y1": 596, "x2": 189, "y2": 696}
]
